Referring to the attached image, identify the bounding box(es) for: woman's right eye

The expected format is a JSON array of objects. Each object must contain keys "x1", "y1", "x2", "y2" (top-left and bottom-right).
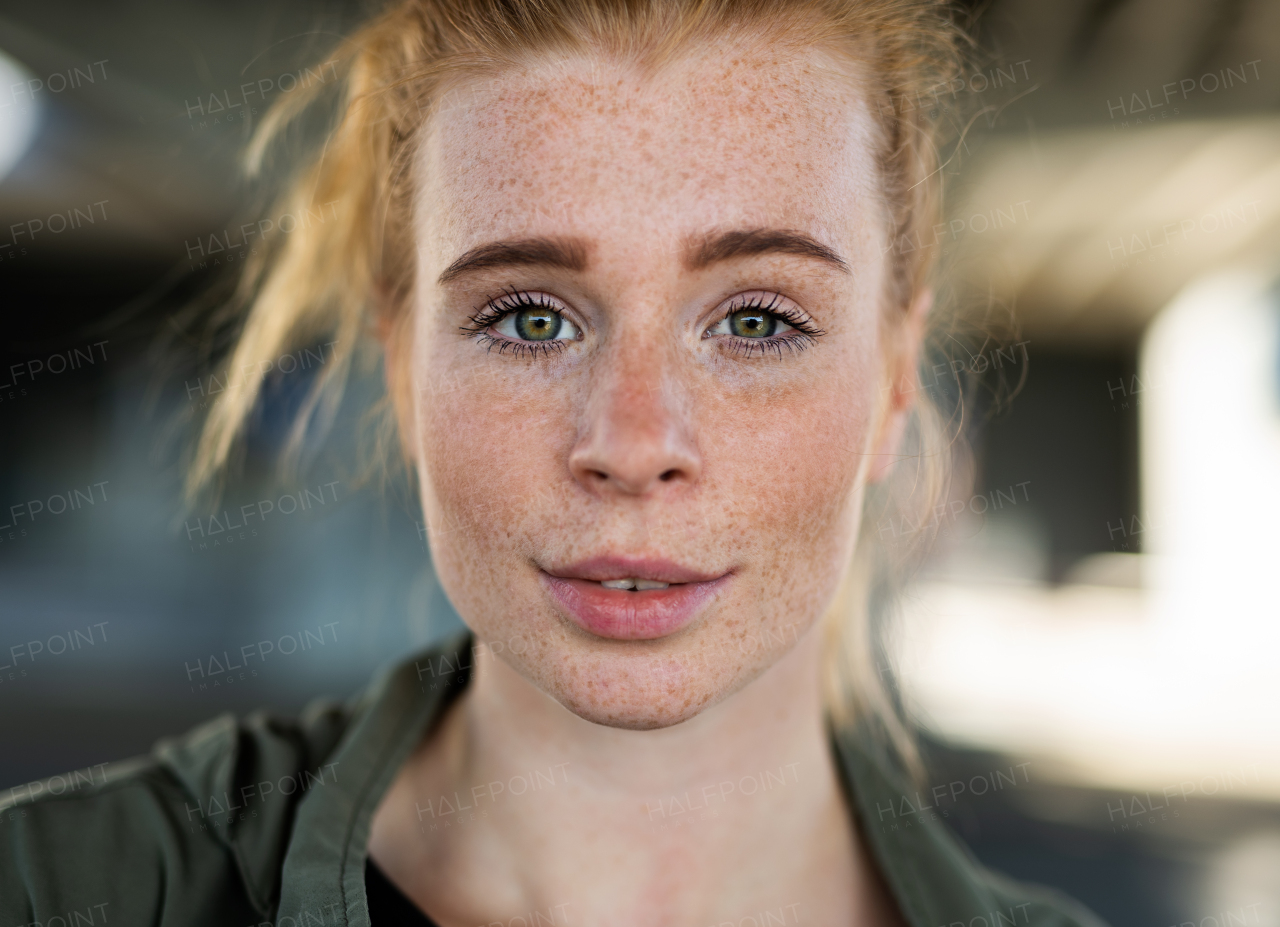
[
  {"x1": 462, "y1": 292, "x2": 583, "y2": 355},
  {"x1": 492, "y1": 305, "x2": 581, "y2": 342}
]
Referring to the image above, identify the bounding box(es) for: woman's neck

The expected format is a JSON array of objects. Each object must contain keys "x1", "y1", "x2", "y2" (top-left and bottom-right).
[{"x1": 369, "y1": 629, "x2": 904, "y2": 927}]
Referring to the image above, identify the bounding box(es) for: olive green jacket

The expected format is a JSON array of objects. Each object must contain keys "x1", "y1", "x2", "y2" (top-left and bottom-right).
[{"x1": 0, "y1": 632, "x2": 1106, "y2": 927}]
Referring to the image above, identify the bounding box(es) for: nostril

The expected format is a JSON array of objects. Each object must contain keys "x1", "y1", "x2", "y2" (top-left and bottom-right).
[{"x1": 659, "y1": 469, "x2": 678, "y2": 482}]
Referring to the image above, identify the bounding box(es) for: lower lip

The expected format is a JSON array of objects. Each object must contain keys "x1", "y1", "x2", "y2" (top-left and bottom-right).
[{"x1": 540, "y1": 574, "x2": 730, "y2": 641}]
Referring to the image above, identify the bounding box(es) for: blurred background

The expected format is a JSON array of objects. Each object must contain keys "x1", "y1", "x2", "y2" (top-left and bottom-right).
[{"x1": 1, "y1": 1, "x2": 1278, "y2": 924}]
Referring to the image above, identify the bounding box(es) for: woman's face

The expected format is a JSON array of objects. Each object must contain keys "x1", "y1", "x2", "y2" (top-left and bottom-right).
[{"x1": 408, "y1": 43, "x2": 901, "y2": 729}]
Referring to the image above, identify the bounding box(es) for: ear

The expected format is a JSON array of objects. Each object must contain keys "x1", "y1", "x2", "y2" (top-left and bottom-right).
[{"x1": 866, "y1": 287, "x2": 932, "y2": 484}]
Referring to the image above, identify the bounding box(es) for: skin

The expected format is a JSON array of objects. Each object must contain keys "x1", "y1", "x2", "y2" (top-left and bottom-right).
[{"x1": 369, "y1": 36, "x2": 925, "y2": 927}]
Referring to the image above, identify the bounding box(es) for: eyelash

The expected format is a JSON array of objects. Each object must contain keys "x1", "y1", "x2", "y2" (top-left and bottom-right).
[
  {"x1": 459, "y1": 288, "x2": 827, "y2": 359},
  {"x1": 710, "y1": 292, "x2": 826, "y2": 359},
  {"x1": 460, "y1": 289, "x2": 575, "y2": 359}
]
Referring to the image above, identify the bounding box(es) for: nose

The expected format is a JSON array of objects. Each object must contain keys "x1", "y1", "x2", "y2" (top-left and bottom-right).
[{"x1": 568, "y1": 341, "x2": 702, "y2": 497}]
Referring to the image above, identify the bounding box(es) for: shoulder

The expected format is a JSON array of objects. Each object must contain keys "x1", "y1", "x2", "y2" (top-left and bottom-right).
[
  {"x1": 889, "y1": 819, "x2": 1110, "y2": 927},
  {"x1": 971, "y1": 864, "x2": 1111, "y2": 927},
  {"x1": 0, "y1": 696, "x2": 352, "y2": 927},
  {"x1": 831, "y1": 724, "x2": 1110, "y2": 927}
]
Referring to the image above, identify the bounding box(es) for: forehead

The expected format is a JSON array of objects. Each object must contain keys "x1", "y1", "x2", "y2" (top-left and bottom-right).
[{"x1": 418, "y1": 45, "x2": 882, "y2": 260}]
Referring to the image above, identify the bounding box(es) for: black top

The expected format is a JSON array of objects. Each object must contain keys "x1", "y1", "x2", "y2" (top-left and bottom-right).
[{"x1": 366, "y1": 858, "x2": 439, "y2": 926}]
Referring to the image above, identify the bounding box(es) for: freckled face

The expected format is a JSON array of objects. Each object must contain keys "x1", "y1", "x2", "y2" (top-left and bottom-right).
[{"x1": 408, "y1": 46, "x2": 891, "y2": 729}]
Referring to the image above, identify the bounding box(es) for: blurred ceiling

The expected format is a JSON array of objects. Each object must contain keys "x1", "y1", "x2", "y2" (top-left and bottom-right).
[
  {"x1": 0, "y1": 0, "x2": 1277, "y2": 347},
  {"x1": 0, "y1": 1, "x2": 354, "y2": 259},
  {"x1": 945, "y1": 0, "x2": 1280, "y2": 346},
  {"x1": 953, "y1": 118, "x2": 1280, "y2": 348}
]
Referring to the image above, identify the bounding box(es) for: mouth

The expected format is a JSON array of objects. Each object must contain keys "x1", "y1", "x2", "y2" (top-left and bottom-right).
[
  {"x1": 596, "y1": 578, "x2": 673, "y2": 591},
  {"x1": 539, "y1": 556, "x2": 731, "y2": 641}
]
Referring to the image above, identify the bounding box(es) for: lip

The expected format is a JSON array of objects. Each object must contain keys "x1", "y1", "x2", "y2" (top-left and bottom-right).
[{"x1": 540, "y1": 556, "x2": 731, "y2": 641}]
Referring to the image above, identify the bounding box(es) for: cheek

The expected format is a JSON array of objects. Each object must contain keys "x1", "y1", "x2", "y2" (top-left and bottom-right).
[
  {"x1": 413, "y1": 343, "x2": 573, "y2": 580},
  {"x1": 705, "y1": 354, "x2": 877, "y2": 557},
  {"x1": 716, "y1": 356, "x2": 880, "y2": 655}
]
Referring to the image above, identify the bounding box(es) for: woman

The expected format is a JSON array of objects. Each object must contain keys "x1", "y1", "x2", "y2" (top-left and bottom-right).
[{"x1": 1, "y1": 1, "x2": 1106, "y2": 925}]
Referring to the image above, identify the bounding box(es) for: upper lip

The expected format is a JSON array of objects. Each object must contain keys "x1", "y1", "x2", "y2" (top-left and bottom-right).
[{"x1": 542, "y1": 556, "x2": 727, "y2": 585}]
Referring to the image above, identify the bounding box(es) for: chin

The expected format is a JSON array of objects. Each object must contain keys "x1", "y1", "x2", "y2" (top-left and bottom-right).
[
  {"x1": 556, "y1": 690, "x2": 713, "y2": 731},
  {"x1": 536, "y1": 639, "x2": 758, "y2": 731}
]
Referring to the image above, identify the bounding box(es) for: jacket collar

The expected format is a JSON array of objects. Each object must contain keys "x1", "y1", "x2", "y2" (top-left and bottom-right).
[{"x1": 277, "y1": 631, "x2": 1006, "y2": 927}]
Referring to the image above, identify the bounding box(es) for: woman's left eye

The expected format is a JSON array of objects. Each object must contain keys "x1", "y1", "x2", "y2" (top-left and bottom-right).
[
  {"x1": 708, "y1": 307, "x2": 796, "y2": 339},
  {"x1": 703, "y1": 294, "x2": 824, "y2": 357}
]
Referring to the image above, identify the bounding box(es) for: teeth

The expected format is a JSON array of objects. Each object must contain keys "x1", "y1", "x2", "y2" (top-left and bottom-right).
[{"x1": 599, "y1": 578, "x2": 671, "y2": 590}]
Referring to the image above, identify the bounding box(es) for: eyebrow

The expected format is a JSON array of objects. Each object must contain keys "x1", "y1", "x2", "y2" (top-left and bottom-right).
[
  {"x1": 437, "y1": 237, "x2": 588, "y2": 285},
  {"x1": 687, "y1": 228, "x2": 850, "y2": 275},
  {"x1": 436, "y1": 227, "x2": 849, "y2": 285}
]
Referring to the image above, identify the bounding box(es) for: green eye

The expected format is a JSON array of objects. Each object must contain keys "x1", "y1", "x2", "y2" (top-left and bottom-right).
[
  {"x1": 492, "y1": 304, "x2": 581, "y2": 342},
  {"x1": 704, "y1": 295, "x2": 823, "y2": 358},
  {"x1": 728, "y1": 309, "x2": 776, "y2": 338},
  {"x1": 710, "y1": 305, "x2": 796, "y2": 340},
  {"x1": 515, "y1": 308, "x2": 561, "y2": 340}
]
